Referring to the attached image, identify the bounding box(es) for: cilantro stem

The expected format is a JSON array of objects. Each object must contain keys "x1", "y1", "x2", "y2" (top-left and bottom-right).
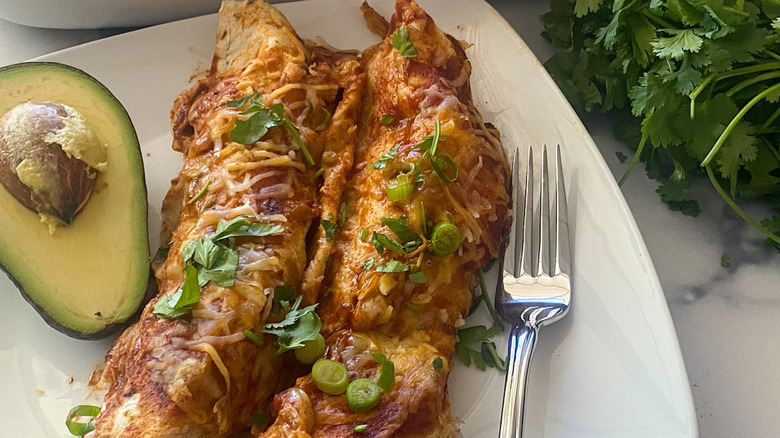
[
  {"x1": 618, "y1": 121, "x2": 649, "y2": 186},
  {"x1": 758, "y1": 106, "x2": 780, "y2": 134},
  {"x1": 478, "y1": 270, "x2": 504, "y2": 334},
  {"x1": 725, "y1": 71, "x2": 780, "y2": 97},
  {"x1": 716, "y1": 62, "x2": 780, "y2": 81},
  {"x1": 705, "y1": 164, "x2": 780, "y2": 245},
  {"x1": 721, "y1": 5, "x2": 750, "y2": 17},
  {"x1": 758, "y1": 136, "x2": 780, "y2": 165},
  {"x1": 689, "y1": 74, "x2": 715, "y2": 118},
  {"x1": 282, "y1": 119, "x2": 315, "y2": 166},
  {"x1": 763, "y1": 49, "x2": 780, "y2": 62},
  {"x1": 690, "y1": 62, "x2": 780, "y2": 117},
  {"x1": 702, "y1": 82, "x2": 780, "y2": 167},
  {"x1": 639, "y1": 9, "x2": 674, "y2": 29}
]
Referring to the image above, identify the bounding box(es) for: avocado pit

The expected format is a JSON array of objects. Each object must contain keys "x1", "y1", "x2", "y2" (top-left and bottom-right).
[{"x1": 0, "y1": 101, "x2": 107, "y2": 231}]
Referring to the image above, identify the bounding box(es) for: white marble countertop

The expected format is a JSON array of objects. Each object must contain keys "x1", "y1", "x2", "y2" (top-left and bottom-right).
[{"x1": 1, "y1": 1, "x2": 778, "y2": 437}]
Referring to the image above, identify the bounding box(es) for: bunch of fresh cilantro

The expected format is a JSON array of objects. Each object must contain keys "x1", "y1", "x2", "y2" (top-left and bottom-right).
[{"x1": 541, "y1": 0, "x2": 780, "y2": 249}]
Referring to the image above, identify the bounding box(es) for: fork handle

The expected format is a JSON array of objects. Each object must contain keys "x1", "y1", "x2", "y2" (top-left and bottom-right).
[{"x1": 499, "y1": 323, "x2": 538, "y2": 438}]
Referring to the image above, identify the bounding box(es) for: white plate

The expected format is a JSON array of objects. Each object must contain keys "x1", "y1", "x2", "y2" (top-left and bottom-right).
[{"x1": 0, "y1": 1, "x2": 698, "y2": 437}]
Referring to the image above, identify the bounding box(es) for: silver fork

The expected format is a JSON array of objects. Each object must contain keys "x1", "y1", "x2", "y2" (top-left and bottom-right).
[{"x1": 496, "y1": 145, "x2": 572, "y2": 438}]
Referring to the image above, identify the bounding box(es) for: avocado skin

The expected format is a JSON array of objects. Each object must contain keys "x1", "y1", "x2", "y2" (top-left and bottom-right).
[
  {"x1": 0, "y1": 62, "x2": 151, "y2": 339},
  {"x1": 0, "y1": 263, "x2": 154, "y2": 340}
]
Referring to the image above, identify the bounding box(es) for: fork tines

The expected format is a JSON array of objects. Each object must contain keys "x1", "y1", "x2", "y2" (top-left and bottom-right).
[{"x1": 508, "y1": 145, "x2": 570, "y2": 281}]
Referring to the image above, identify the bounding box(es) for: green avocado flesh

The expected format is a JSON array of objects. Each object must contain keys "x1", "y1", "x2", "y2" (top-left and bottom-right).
[{"x1": 0, "y1": 62, "x2": 149, "y2": 339}]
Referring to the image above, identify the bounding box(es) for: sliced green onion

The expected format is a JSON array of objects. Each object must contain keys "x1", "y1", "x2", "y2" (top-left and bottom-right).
[
  {"x1": 429, "y1": 120, "x2": 442, "y2": 157},
  {"x1": 429, "y1": 222, "x2": 462, "y2": 256},
  {"x1": 314, "y1": 167, "x2": 325, "y2": 178},
  {"x1": 346, "y1": 378, "x2": 381, "y2": 412},
  {"x1": 386, "y1": 173, "x2": 414, "y2": 202},
  {"x1": 372, "y1": 353, "x2": 395, "y2": 392},
  {"x1": 294, "y1": 333, "x2": 326, "y2": 364},
  {"x1": 186, "y1": 180, "x2": 211, "y2": 205},
  {"x1": 243, "y1": 329, "x2": 264, "y2": 347},
  {"x1": 433, "y1": 357, "x2": 444, "y2": 370},
  {"x1": 381, "y1": 114, "x2": 395, "y2": 125},
  {"x1": 312, "y1": 358, "x2": 349, "y2": 395},
  {"x1": 354, "y1": 424, "x2": 368, "y2": 433},
  {"x1": 431, "y1": 153, "x2": 458, "y2": 182},
  {"x1": 65, "y1": 405, "x2": 100, "y2": 436},
  {"x1": 319, "y1": 107, "x2": 332, "y2": 127},
  {"x1": 360, "y1": 228, "x2": 368, "y2": 242}
]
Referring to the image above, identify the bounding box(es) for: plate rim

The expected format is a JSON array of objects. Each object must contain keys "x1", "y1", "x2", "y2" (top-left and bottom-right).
[{"x1": 3, "y1": 1, "x2": 698, "y2": 436}]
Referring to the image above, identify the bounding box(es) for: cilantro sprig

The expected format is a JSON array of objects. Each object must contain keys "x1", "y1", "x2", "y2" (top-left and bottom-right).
[
  {"x1": 227, "y1": 92, "x2": 314, "y2": 165},
  {"x1": 542, "y1": 0, "x2": 780, "y2": 250},
  {"x1": 454, "y1": 270, "x2": 507, "y2": 371},
  {"x1": 262, "y1": 295, "x2": 321, "y2": 355},
  {"x1": 154, "y1": 217, "x2": 283, "y2": 319}
]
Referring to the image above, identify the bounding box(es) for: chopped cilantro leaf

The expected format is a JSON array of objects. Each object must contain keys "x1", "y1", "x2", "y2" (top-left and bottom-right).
[
  {"x1": 250, "y1": 411, "x2": 269, "y2": 428},
  {"x1": 212, "y1": 216, "x2": 284, "y2": 240},
  {"x1": 404, "y1": 302, "x2": 421, "y2": 314},
  {"x1": 374, "y1": 144, "x2": 399, "y2": 169},
  {"x1": 381, "y1": 216, "x2": 421, "y2": 246},
  {"x1": 375, "y1": 259, "x2": 410, "y2": 273},
  {"x1": 273, "y1": 282, "x2": 295, "y2": 312},
  {"x1": 359, "y1": 257, "x2": 376, "y2": 270},
  {"x1": 153, "y1": 265, "x2": 199, "y2": 319},
  {"x1": 262, "y1": 296, "x2": 322, "y2": 355},
  {"x1": 228, "y1": 94, "x2": 314, "y2": 165},
  {"x1": 321, "y1": 219, "x2": 340, "y2": 242},
  {"x1": 391, "y1": 27, "x2": 418, "y2": 58},
  {"x1": 408, "y1": 271, "x2": 427, "y2": 283},
  {"x1": 153, "y1": 241, "x2": 171, "y2": 262},
  {"x1": 339, "y1": 202, "x2": 347, "y2": 227}
]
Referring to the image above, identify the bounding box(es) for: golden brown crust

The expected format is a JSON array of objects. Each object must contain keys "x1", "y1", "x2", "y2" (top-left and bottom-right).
[
  {"x1": 258, "y1": 0, "x2": 510, "y2": 437},
  {"x1": 94, "y1": 2, "x2": 364, "y2": 436}
]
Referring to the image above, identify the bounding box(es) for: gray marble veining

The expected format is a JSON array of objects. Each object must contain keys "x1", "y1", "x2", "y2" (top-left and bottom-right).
[{"x1": 486, "y1": 1, "x2": 780, "y2": 436}]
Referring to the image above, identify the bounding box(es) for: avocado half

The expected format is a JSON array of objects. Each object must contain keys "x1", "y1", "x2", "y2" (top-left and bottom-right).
[{"x1": 0, "y1": 62, "x2": 149, "y2": 339}]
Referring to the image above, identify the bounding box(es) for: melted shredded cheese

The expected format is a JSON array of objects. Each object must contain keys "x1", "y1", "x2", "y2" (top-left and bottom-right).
[{"x1": 193, "y1": 342, "x2": 232, "y2": 405}]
